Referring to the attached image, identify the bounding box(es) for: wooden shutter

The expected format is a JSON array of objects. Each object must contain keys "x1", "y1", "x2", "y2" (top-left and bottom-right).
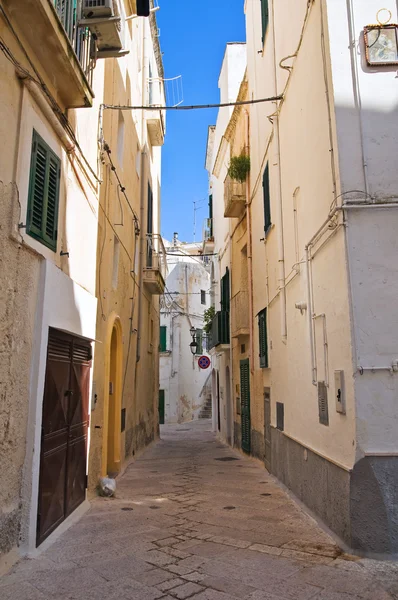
[
  {"x1": 27, "y1": 131, "x2": 60, "y2": 251},
  {"x1": 258, "y1": 309, "x2": 268, "y2": 368},
  {"x1": 263, "y1": 163, "x2": 271, "y2": 234},
  {"x1": 220, "y1": 268, "x2": 230, "y2": 313},
  {"x1": 261, "y1": 0, "x2": 269, "y2": 44},
  {"x1": 160, "y1": 326, "x2": 167, "y2": 352},
  {"x1": 240, "y1": 359, "x2": 251, "y2": 453},
  {"x1": 196, "y1": 329, "x2": 203, "y2": 355}
]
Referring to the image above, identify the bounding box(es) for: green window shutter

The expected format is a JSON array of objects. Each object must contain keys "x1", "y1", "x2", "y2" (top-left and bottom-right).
[
  {"x1": 259, "y1": 309, "x2": 268, "y2": 368},
  {"x1": 220, "y1": 268, "x2": 230, "y2": 313},
  {"x1": 160, "y1": 326, "x2": 167, "y2": 352},
  {"x1": 27, "y1": 131, "x2": 60, "y2": 251},
  {"x1": 263, "y1": 163, "x2": 271, "y2": 235},
  {"x1": 196, "y1": 329, "x2": 203, "y2": 355},
  {"x1": 261, "y1": 0, "x2": 269, "y2": 44}
]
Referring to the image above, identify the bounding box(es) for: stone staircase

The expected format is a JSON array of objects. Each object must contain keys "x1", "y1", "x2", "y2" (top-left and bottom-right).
[{"x1": 199, "y1": 395, "x2": 212, "y2": 419}]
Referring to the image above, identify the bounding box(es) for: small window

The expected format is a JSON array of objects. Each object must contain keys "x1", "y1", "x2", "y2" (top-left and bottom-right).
[
  {"x1": 201, "y1": 290, "x2": 206, "y2": 305},
  {"x1": 263, "y1": 163, "x2": 271, "y2": 235},
  {"x1": 160, "y1": 325, "x2": 167, "y2": 352},
  {"x1": 195, "y1": 329, "x2": 203, "y2": 355},
  {"x1": 258, "y1": 308, "x2": 268, "y2": 368},
  {"x1": 260, "y1": 0, "x2": 269, "y2": 44},
  {"x1": 27, "y1": 130, "x2": 61, "y2": 251}
]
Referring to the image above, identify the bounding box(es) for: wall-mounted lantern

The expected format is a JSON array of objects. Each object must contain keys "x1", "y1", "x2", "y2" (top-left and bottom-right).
[
  {"x1": 364, "y1": 9, "x2": 398, "y2": 66},
  {"x1": 189, "y1": 326, "x2": 198, "y2": 355}
]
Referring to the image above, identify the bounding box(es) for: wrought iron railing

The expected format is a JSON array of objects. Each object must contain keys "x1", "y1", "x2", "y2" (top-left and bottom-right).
[
  {"x1": 203, "y1": 218, "x2": 214, "y2": 242},
  {"x1": 207, "y1": 310, "x2": 230, "y2": 351},
  {"x1": 53, "y1": 0, "x2": 95, "y2": 86},
  {"x1": 145, "y1": 233, "x2": 168, "y2": 281}
]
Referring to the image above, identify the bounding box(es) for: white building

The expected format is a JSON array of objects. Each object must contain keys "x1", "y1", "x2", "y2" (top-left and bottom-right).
[
  {"x1": 159, "y1": 236, "x2": 211, "y2": 424},
  {"x1": 206, "y1": 0, "x2": 398, "y2": 555},
  {"x1": 204, "y1": 43, "x2": 247, "y2": 444}
]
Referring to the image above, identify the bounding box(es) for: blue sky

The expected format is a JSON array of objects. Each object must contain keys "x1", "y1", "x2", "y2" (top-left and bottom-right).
[{"x1": 157, "y1": 1, "x2": 246, "y2": 243}]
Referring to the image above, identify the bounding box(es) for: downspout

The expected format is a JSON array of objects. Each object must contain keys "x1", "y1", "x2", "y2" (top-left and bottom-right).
[
  {"x1": 136, "y1": 16, "x2": 149, "y2": 364},
  {"x1": 244, "y1": 109, "x2": 255, "y2": 375},
  {"x1": 271, "y1": 0, "x2": 287, "y2": 343}
]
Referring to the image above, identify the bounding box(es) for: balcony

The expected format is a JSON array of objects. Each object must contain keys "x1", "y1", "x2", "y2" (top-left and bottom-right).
[
  {"x1": 231, "y1": 291, "x2": 249, "y2": 338},
  {"x1": 207, "y1": 311, "x2": 230, "y2": 353},
  {"x1": 202, "y1": 218, "x2": 214, "y2": 254},
  {"x1": 146, "y1": 78, "x2": 166, "y2": 146},
  {"x1": 143, "y1": 234, "x2": 167, "y2": 294},
  {"x1": 3, "y1": 0, "x2": 95, "y2": 108},
  {"x1": 224, "y1": 175, "x2": 246, "y2": 218}
]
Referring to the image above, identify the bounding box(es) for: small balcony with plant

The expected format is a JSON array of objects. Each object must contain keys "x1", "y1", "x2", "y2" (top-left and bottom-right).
[
  {"x1": 204, "y1": 305, "x2": 230, "y2": 353},
  {"x1": 143, "y1": 233, "x2": 167, "y2": 295},
  {"x1": 224, "y1": 149, "x2": 250, "y2": 218}
]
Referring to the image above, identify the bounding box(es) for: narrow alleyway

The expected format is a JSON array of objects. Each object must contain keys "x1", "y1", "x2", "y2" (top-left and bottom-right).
[{"x1": 1, "y1": 421, "x2": 397, "y2": 600}]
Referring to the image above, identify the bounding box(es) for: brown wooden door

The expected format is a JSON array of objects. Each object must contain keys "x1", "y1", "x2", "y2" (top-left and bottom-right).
[{"x1": 37, "y1": 329, "x2": 92, "y2": 546}]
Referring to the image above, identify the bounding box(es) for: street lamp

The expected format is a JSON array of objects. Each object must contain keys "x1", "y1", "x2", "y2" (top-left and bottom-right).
[{"x1": 189, "y1": 327, "x2": 198, "y2": 355}]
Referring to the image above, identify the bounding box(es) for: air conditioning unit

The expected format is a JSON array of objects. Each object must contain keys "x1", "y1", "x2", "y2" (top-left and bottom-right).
[
  {"x1": 83, "y1": 0, "x2": 113, "y2": 18},
  {"x1": 79, "y1": 0, "x2": 130, "y2": 58}
]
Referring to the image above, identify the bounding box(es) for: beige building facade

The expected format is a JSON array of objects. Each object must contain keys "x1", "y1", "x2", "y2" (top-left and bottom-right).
[
  {"x1": 0, "y1": 0, "x2": 163, "y2": 572},
  {"x1": 209, "y1": 0, "x2": 398, "y2": 555}
]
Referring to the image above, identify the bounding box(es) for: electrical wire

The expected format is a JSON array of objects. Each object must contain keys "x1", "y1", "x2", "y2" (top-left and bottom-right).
[
  {"x1": 101, "y1": 95, "x2": 283, "y2": 112},
  {"x1": 103, "y1": 143, "x2": 140, "y2": 232}
]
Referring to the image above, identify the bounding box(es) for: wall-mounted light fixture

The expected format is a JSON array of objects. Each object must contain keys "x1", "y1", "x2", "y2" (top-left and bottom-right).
[
  {"x1": 364, "y1": 9, "x2": 398, "y2": 66},
  {"x1": 189, "y1": 326, "x2": 198, "y2": 355}
]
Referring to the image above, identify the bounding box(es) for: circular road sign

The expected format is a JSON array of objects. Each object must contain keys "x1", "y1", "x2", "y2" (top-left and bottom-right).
[{"x1": 198, "y1": 355, "x2": 211, "y2": 370}]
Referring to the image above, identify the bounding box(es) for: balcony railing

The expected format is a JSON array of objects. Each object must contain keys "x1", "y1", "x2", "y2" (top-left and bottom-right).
[
  {"x1": 207, "y1": 310, "x2": 230, "y2": 351},
  {"x1": 54, "y1": 0, "x2": 95, "y2": 87},
  {"x1": 231, "y1": 291, "x2": 249, "y2": 337},
  {"x1": 203, "y1": 218, "x2": 214, "y2": 243},
  {"x1": 224, "y1": 174, "x2": 246, "y2": 218},
  {"x1": 144, "y1": 233, "x2": 167, "y2": 294}
]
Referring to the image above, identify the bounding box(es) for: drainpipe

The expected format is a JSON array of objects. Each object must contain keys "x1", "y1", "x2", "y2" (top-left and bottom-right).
[
  {"x1": 271, "y1": 0, "x2": 287, "y2": 343},
  {"x1": 136, "y1": 16, "x2": 149, "y2": 364},
  {"x1": 244, "y1": 109, "x2": 255, "y2": 375}
]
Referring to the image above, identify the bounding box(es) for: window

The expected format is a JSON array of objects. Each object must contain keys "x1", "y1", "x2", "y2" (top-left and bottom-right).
[
  {"x1": 201, "y1": 290, "x2": 206, "y2": 305},
  {"x1": 27, "y1": 130, "x2": 61, "y2": 251},
  {"x1": 160, "y1": 326, "x2": 167, "y2": 352},
  {"x1": 195, "y1": 329, "x2": 203, "y2": 355},
  {"x1": 260, "y1": 0, "x2": 269, "y2": 44},
  {"x1": 262, "y1": 163, "x2": 271, "y2": 235},
  {"x1": 258, "y1": 308, "x2": 268, "y2": 368}
]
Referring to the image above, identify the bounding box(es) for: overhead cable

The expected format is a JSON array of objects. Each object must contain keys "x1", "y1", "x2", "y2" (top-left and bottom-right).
[{"x1": 101, "y1": 95, "x2": 283, "y2": 112}]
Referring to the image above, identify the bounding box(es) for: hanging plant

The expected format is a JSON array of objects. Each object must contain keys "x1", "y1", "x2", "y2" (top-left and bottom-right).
[
  {"x1": 228, "y1": 154, "x2": 250, "y2": 183},
  {"x1": 203, "y1": 305, "x2": 215, "y2": 334}
]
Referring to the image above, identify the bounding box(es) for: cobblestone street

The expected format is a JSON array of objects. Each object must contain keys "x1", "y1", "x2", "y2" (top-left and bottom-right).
[{"x1": 1, "y1": 420, "x2": 397, "y2": 600}]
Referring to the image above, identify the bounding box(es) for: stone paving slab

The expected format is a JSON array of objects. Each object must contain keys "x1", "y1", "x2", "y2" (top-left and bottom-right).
[{"x1": 1, "y1": 420, "x2": 397, "y2": 599}]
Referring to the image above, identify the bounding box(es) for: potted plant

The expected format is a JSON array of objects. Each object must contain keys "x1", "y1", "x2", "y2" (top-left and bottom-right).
[{"x1": 228, "y1": 153, "x2": 250, "y2": 183}]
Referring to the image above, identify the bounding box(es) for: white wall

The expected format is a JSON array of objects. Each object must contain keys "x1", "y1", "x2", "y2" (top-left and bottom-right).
[
  {"x1": 206, "y1": 44, "x2": 246, "y2": 442},
  {"x1": 160, "y1": 258, "x2": 211, "y2": 423},
  {"x1": 325, "y1": 0, "x2": 398, "y2": 455},
  {"x1": 22, "y1": 260, "x2": 97, "y2": 553}
]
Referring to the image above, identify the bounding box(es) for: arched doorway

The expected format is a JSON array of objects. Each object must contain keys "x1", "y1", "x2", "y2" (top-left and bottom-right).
[
  {"x1": 102, "y1": 316, "x2": 123, "y2": 477},
  {"x1": 226, "y1": 366, "x2": 232, "y2": 445}
]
